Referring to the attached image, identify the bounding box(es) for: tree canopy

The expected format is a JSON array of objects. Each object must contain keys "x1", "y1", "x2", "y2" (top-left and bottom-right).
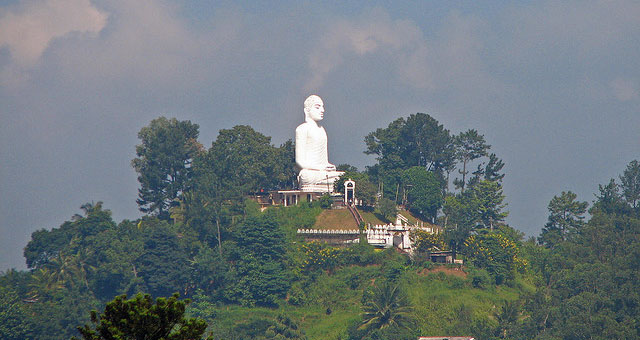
[
  {"x1": 73, "y1": 293, "x2": 211, "y2": 340},
  {"x1": 364, "y1": 113, "x2": 454, "y2": 173},
  {"x1": 7, "y1": 113, "x2": 640, "y2": 340},
  {"x1": 132, "y1": 117, "x2": 201, "y2": 220}
]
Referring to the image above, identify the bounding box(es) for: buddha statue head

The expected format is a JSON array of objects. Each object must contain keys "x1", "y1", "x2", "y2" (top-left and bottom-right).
[{"x1": 303, "y1": 95, "x2": 324, "y2": 122}]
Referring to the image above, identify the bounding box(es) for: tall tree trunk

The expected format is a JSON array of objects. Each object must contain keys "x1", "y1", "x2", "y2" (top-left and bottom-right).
[{"x1": 216, "y1": 216, "x2": 222, "y2": 257}]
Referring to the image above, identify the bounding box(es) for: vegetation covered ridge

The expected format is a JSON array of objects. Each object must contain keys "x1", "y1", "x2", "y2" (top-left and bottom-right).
[{"x1": 1, "y1": 114, "x2": 639, "y2": 339}]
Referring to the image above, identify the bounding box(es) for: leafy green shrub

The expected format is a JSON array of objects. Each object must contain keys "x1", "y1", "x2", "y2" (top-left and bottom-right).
[
  {"x1": 314, "y1": 194, "x2": 333, "y2": 209},
  {"x1": 409, "y1": 252, "x2": 434, "y2": 269},
  {"x1": 73, "y1": 293, "x2": 210, "y2": 340},
  {"x1": 382, "y1": 260, "x2": 405, "y2": 283},
  {"x1": 287, "y1": 284, "x2": 306, "y2": 306},
  {"x1": 343, "y1": 243, "x2": 380, "y2": 266},
  {"x1": 337, "y1": 266, "x2": 380, "y2": 290},
  {"x1": 264, "y1": 314, "x2": 307, "y2": 339},
  {"x1": 469, "y1": 268, "x2": 492, "y2": 289}
]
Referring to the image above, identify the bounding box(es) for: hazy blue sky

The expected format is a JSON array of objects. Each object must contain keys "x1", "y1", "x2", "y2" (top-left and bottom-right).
[{"x1": 1, "y1": 0, "x2": 639, "y2": 270}]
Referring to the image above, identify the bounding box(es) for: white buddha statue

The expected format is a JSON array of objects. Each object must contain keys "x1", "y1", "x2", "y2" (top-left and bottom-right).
[{"x1": 295, "y1": 95, "x2": 344, "y2": 192}]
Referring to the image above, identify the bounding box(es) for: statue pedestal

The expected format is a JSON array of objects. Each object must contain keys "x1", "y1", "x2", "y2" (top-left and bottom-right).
[
  {"x1": 300, "y1": 184, "x2": 333, "y2": 192},
  {"x1": 298, "y1": 171, "x2": 344, "y2": 193}
]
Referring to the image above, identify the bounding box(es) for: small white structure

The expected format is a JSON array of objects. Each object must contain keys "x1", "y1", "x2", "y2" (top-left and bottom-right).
[
  {"x1": 344, "y1": 179, "x2": 355, "y2": 205},
  {"x1": 297, "y1": 213, "x2": 436, "y2": 253},
  {"x1": 272, "y1": 190, "x2": 326, "y2": 207},
  {"x1": 365, "y1": 216, "x2": 434, "y2": 252}
]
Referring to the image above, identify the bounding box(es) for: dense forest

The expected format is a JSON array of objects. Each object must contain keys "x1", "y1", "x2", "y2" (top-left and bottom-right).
[{"x1": 1, "y1": 114, "x2": 639, "y2": 339}]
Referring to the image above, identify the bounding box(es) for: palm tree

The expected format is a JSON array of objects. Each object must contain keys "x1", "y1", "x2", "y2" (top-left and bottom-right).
[
  {"x1": 45, "y1": 252, "x2": 92, "y2": 290},
  {"x1": 359, "y1": 282, "x2": 414, "y2": 333},
  {"x1": 28, "y1": 268, "x2": 64, "y2": 298},
  {"x1": 494, "y1": 300, "x2": 520, "y2": 338},
  {"x1": 69, "y1": 249, "x2": 95, "y2": 289}
]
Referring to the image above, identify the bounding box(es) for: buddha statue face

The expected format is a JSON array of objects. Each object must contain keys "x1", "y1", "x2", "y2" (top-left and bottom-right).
[{"x1": 304, "y1": 95, "x2": 324, "y2": 122}]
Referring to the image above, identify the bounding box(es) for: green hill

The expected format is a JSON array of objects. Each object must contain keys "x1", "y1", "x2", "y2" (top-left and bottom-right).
[{"x1": 187, "y1": 257, "x2": 533, "y2": 339}]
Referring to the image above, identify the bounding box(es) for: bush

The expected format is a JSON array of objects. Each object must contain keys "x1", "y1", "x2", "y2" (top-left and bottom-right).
[
  {"x1": 382, "y1": 260, "x2": 405, "y2": 283},
  {"x1": 287, "y1": 284, "x2": 306, "y2": 306},
  {"x1": 409, "y1": 252, "x2": 434, "y2": 269},
  {"x1": 314, "y1": 194, "x2": 333, "y2": 209},
  {"x1": 343, "y1": 243, "x2": 380, "y2": 266},
  {"x1": 469, "y1": 268, "x2": 492, "y2": 289}
]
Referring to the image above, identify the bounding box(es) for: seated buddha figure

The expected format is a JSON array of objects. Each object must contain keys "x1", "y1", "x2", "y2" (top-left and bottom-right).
[{"x1": 295, "y1": 95, "x2": 343, "y2": 192}]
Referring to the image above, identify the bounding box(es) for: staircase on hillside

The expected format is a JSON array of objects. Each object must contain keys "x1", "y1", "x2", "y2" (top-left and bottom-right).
[
  {"x1": 396, "y1": 213, "x2": 409, "y2": 225},
  {"x1": 347, "y1": 203, "x2": 365, "y2": 228}
]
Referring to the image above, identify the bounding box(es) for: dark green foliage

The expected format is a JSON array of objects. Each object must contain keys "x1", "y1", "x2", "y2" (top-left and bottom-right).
[
  {"x1": 287, "y1": 283, "x2": 307, "y2": 306},
  {"x1": 275, "y1": 139, "x2": 299, "y2": 190},
  {"x1": 89, "y1": 220, "x2": 144, "y2": 301},
  {"x1": 208, "y1": 125, "x2": 287, "y2": 193},
  {"x1": 376, "y1": 197, "x2": 397, "y2": 222},
  {"x1": 185, "y1": 125, "x2": 294, "y2": 254},
  {"x1": 12, "y1": 115, "x2": 640, "y2": 340},
  {"x1": 493, "y1": 299, "x2": 521, "y2": 339},
  {"x1": 132, "y1": 117, "x2": 200, "y2": 219},
  {"x1": 225, "y1": 257, "x2": 291, "y2": 307},
  {"x1": 135, "y1": 220, "x2": 191, "y2": 298},
  {"x1": 316, "y1": 193, "x2": 333, "y2": 209},
  {"x1": 364, "y1": 113, "x2": 454, "y2": 173},
  {"x1": 73, "y1": 293, "x2": 211, "y2": 340},
  {"x1": 225, "y1": 214, "x2": 291, "y2": 306},
  {"x1": 0, "y1": 286, "x2": 32, "y2": 340},
  {"x1": 229, "y1": 318, "x2": 275, "y2": 339},
  {"x1": 442, "y1": 195, "x2": 477, "y2": 253},
  {"x1": 620, "y1": 160, "x2": 640, "y2": 211},
  {"x1": 443, "y1": 179, "x2": 508, "y2": 254},
  {"x1": 22, "y1": 203, "x2": 137, "y2": 302},
  {"x1": 24, "y1": 223, "x2": 74, "y2": 269},
  {"x1": 481, "y1": 153, "x2": 505, "y2": 183},
  {"x1": 381, "y1": 259, "x2": 405, "y2": 283},
  {"x1": 235, "y1": 213, "x2": 287, "y2": 263},
  {"x1": 538, "y1": 191, "x2": 588, "y2": 247},
  {"x1": 341, "y1": 242, "x2": 382, "y2": 266},
  {"x1": 591, "y1": 178, "x2": 630, "y2": 215},
  {"x1": 188, "y1": 247, "x2": 229, "y2": 298},
  {"x1": 357, "y1": 282, "x2": 415, "y2": 338},
  {"x1": 471, "y1": 180, "x2": 508, "y2": 229},
  {"x1": 453, "y1": 129, "x2": 490, "y2": 192},
  {"x1": 468, "y1": 268, "x2": 492, "y2": 289},
  {"x1": 403, "y1": 166, "x2": 443, "y2": 220},
  {"x1": 513, "y1": 165, "x2": 640, "y2": 339},
  {"x1": 25, "y1": 287, "x2": 100, "y2": 340},
  {"x1": 263, "y1": 314, "x2": 307, "y2": 339},
  {"x1": 24, "y1": 202, "x2": 116, "y2": 269}
]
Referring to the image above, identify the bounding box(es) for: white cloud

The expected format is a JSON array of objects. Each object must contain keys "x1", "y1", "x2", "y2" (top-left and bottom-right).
[
  {"x1": 0, "y1": 0, "x2": 107, "y2": 67},
  {"x1": 46, "y1": 1, "x2": 246, "y2": 89},
  {"x1": 304, "y1": 8, "x2": 435, "y2": 92},
  {"x1": 611, "y1": 77, "x2": 639, "y2": 102},
  {"x1": 303, "y1": 7, "x2": 502, "y2": 99}
]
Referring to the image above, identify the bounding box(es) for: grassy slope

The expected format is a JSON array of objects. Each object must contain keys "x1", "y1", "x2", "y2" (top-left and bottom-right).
[
  {"x1": 196, "y1": 266, "x2": 533, "y2": 339},
  {"x1": 313, "y1": 209, "x2": 359, "y2": 229},
  {"x1": 312, "y1": 207, "x2": 436, "y2": 230}
]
